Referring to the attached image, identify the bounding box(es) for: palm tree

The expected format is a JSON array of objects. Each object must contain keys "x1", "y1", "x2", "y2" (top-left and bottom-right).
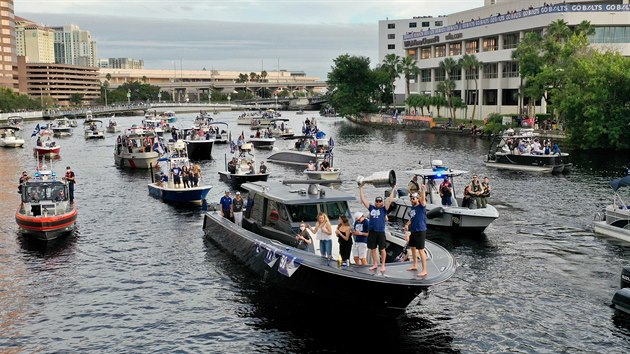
[
  {"x1": 439, "y1": 57, "x2": 459, "y2": 120},
  {"x1": 459, "y1": 54, "x2": 482, "y2": 120},
  {"x1": 573, "y1": 20, "x2": 595, "y2": 36},
  {"x1": 399, "y1": 55, "x2": 420, "y2": 99},
  {"x1": 261, "y1": 70, "x2": 268, "y2": 82},
  {"x1": 382, "y1": 53, "x2": 402, "y2": 110},
  {"x1": 547, "y1": 19, "x2": 572, "y2": 42}
]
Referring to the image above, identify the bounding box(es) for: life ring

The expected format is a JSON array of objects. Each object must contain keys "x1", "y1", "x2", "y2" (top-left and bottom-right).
[{"x1": 269, "y1": 210, "x2": 279, "y2": 222}]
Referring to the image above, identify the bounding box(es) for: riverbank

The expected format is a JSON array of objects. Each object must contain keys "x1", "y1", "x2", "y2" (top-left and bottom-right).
[{"x1": 346, "y1": 113, "x2": 568, "y2": 140}]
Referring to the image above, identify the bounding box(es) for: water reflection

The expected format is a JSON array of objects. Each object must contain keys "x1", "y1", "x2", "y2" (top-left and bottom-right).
[{"x1": 17, "y1": 229, "x2": 78, "y2": 259}]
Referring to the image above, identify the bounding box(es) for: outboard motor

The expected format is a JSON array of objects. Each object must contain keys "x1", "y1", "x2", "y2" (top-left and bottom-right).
[{"x1": 612, "y1": 266, "x2": 630, "y2": 314}]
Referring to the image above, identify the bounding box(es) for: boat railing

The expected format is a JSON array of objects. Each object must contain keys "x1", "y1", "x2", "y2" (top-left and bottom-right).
[{"x1": 613, "y1": 192, "x2": 630, "y2": 212}]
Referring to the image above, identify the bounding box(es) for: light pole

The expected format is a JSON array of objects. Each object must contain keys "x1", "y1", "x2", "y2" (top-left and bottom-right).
[
  {"x1": 274, "y1": 94, "x2": 278, "y2": 109},
  {"x1": 158, "y1": 92, "x2": 162, "y2": 103},
  {"x1": 227, "y1": 94, "x2": 231, "y2": 106},
  {"x1": 127, "y1": 89, "x2": 131, "y2": 105}
]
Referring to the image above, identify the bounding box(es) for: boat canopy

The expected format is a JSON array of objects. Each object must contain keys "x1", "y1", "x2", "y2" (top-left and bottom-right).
[
  {"x1": 611, "y1": 176, "x2": 630, "y2": 191},
  {"x1": 84, "y1": 119, "x2": 103, "y2": 124}
]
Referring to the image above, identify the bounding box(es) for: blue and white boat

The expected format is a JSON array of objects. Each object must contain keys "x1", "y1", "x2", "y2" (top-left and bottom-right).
[{"x1": 147, "y1": 140, "x2": 211, "y2": 204}]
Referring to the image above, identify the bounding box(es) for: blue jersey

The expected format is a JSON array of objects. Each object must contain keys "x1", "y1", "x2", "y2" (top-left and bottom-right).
[
  {"x1": 353, "y1": 219, "x2": 369, "y2": 243},
  {"x1": 409, "y1": 204, "x2": 427, "y2": 232},
  {"x1": 219, "y1": 196, "x2": 232, "y2": 212},
  {"x1": 368, "y1": 205, "x2": 386, "y2": 232}
]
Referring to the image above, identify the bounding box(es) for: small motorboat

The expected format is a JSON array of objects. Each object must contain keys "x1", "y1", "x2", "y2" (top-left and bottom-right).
[
  {"x1": 84, "y1": 119, "x2": 105, "y2": 139},
  {"x1": 304, "y1": 167, "x2": 341, "y2": 181},
  {"x1": 15, "y1": 164, "x2": 77, "y2": 241},
  {"x1": 0, "y1": 126, "x2": 25, "y2": 148},
  {"x1": 147, "y1": 140, "x2": 212, "y2": 204},
  {"x1": 106, "y1": 118, "x2": 121, "y2": 133},
  {"x1": 593, "y1": 176, "x2": 630, "y2": 243},
  {"x1": 612, "y1": 266, "x2": 630, "y2": 315},
  {"x1": 51, "y1": 117, "x2": 74, "y2": 137},
  {"x1": 202, "y1": 180, "x2": 457, "y2": 317},
  {"x1": 388, "y1": 160, "x2": 499, "y2": 233},
  {"x1": 33, "y1": 138, "x2": 61, "y2": 157},
  {"x1": 218, "y1": 143, "x2": 271, "y2": 189},
  {"x1": 267, "y1": 136, "x2": 333, "y2": 166},
  {"x1": 247, "y1": 132, "x2": 276, "y2": 150}
]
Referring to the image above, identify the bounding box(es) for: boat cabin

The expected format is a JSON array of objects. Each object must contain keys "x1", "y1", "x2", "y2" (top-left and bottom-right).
[
  {"x1": 241, "y1": 181, "x2": 355, "y2": 254},
  {"x1": 20, "y1": 170, "x2": 69, "y2": 217}
]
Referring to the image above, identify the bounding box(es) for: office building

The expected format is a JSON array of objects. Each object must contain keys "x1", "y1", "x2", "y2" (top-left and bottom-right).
[
  {"x1": 14, "y1": 16, "x2": 55, "y2": 63},
  {"x1": 53, "y1": 24, "x2": 98, "y2": 67},
  {"x1": 379, "y1": 0, "x2": 630, "y2": 118},
  {"x1": 0, "y1": 0, "x2": 17, "y2": 90},
  {"x1": 97, "y1": 58, "x2": 145, "y2": 70}
]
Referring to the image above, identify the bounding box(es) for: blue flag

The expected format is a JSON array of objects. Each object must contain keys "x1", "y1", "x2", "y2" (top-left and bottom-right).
[{"x1": 31, "y1": 124, "x2": 40, "y2": 137}]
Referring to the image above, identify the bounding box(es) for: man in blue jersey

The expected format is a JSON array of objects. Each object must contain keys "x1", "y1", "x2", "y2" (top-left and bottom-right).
[
  {"x1": 359, "y1": 183, "x2": 396, "y2": 272},
  {"x1": 404, "y1": 184, "x2": 428, "y2": 277},
  {"x1": 351, "y1": 211, "x2": 369, "y2": 265},
  {"x1": 219, "y1": 191, "x2": 233, "y2": 222}
]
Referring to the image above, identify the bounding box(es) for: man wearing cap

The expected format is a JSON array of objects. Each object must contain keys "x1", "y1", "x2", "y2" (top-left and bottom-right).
[
  {"x1": 351, "y1": 211, "x2": 369, "y2": 265},
  {"x1": 231, "y1": 191, "x2": 244, "y2": 226},
  {"x1": 219, "y1": 191, "x2": 233, "y2": 222},
  {"x1": 359, "y1": 182, "x2": 397, "y2": 272},
  {"x1": 404, "y1": 184, "x2": 428, "y2": 277},
  {"x1": 63, "y1": 166, "x2": 76, "y2": 202}
]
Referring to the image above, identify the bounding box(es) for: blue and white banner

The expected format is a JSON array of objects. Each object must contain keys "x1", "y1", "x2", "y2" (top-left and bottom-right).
[
  {"x1": 31, "y1": 123, "x2": 40, "y2": 137},
  {"x1": 277, "y1": 254, "x2": 302, "y2": 277},
  {"x1": 254, "y1": 241, "x2": 302, "y2": 277}
]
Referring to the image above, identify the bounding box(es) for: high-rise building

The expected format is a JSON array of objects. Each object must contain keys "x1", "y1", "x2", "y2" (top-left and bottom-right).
[
  {"x1": 0, "y1": 0, "x2": 18, "y2": 90},
  {"x1": 52, "y1": 24, "x2": 98, "y2": 67},
  {"x1": 14, "y1": 16, "x2": 55, "y2": 63},
  {"x1": 98, "y1": 58, "x2": 145, "y2": 70}
]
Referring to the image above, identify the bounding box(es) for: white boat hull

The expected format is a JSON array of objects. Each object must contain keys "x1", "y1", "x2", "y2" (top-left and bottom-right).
[
  {"x1": 304, "y1": 168, "x2": 341, "y2": 180},
  {"x1": 114, "y1": 151, "x2": 160, "y2": 169},
  {"x1": 593, "y1": 221, "x2": 630, "y2": 243},
  {"x1": 0, "y1": 137, "x2": 25, "y2": 147}
]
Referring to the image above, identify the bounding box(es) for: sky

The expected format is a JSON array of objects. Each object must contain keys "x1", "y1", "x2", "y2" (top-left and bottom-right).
[{"x1": 16, "y1": 0, "x2": 482, "y2": 80}]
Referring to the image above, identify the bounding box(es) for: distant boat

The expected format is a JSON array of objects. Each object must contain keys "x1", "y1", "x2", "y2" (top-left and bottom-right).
[
  {"x1": 33, "y1": 138, "x2": 61, "y2": 158},
  {"x1": 106, "y1": 117, "x2": 121, "y2": 133},
  {"x1": 83, "y1": 119, "x2": 105, "y2": 139},
  {"x1": 218, "y1": 143, "x2": 271, "y2": 189},
  {"x1": 114, "y1": 126, "x2": 161, "y2": 169},
  {"x1": 0, "y1": 126, "x2": 25, "y2": 148},
  {"x1": 51, "y1": 117, "x2": 74, "y2": 137},
  {"x1": 593, "y1": 176, "x2": 630, "y2": 243}
]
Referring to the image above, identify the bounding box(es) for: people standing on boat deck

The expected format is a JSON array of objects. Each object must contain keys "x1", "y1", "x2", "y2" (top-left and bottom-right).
[
  {"x1": 408, "y1": 175, "x2": 420, "y2": 194},
  {"x1": 480, "y1": 176, "x2": 491, "y2": 208},
  {"x1": 336, "y1": 215, "x2": 353, "y2": 267},
  {"x1": 18, "y1": 171, "x2": 30, "y2": 193},
  {"x1": 54, "y1": 188, "x2": 66, "y2": 202},
  {"x1": 171, "y1": 164, "x2": 182, "y2": 188},
  {"x1": 181, "y1": 165, "x2": 190, "y2": 188},
  {"x1": 462, "y1": 184, "x2": 472, "y2": 208},
  {"x1": 359, "y1": 183, "x2": 396, "y2": 272},
  {"x1": 352, "y1": 211, "x2": 369, "y2": 265},
  {"x1": 405, "y1": 188, "x2": 428, "y2": 277},
  {"x1": 237, "y1": 133, "x2": 245, "y2": 152},
  {"x1": 231, "y1": 191, "x2": 244, "y2": 227},
  {"x1": 469, "y1": 175, "x2": 483, "y2": 208},
  {"x1": 439, "y1": 178, "x2": 453, "y2": 206},
  {"x1": 63, "y1": 166, "x2": 76, "y2": 202},
  {"x1": 36, "y1": 136, "x2": 42, "y2": 147},
  {"x1": 158, "y1": 172, "x2": 168, "y2": 187},
  {"x1": 307, "y1": 161, "x2": 316, "y2": 171},
  {"x1": 259, "y1": 161, "x2": 267, "y2": 174},
  {"x1": 531, "y1": 138, "x2": 543, "y2": 155},
  {"x1": 220, "y1": 191, "x2": 233, "y2": 222},
  {"x1": 247, "y1": 162, "x2": 255, "y2": 174},
  {"x1": 191, "y1": 164, "x2": 201, "y2": 187},
  {"x1": 308, "y1": 212, "x2": 333, "y2": 259},
  {"x1": 295, "y1": 222, "x2": 312, "y2": 250},
  {"x1": 320, "y1": 159, "x2": 331, "y2": 171}
]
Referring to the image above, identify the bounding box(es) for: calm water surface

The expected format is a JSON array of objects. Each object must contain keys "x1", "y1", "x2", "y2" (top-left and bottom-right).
[{"x1": 1, "y1": 111, "x2": 629, "y2": 353}]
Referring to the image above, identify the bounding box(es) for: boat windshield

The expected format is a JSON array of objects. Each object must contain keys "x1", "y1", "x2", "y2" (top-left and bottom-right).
[
  {"x1": 286, "y1": 201, "x2": 349, "y2": 222},
  {"x1": 23, "y1": 181, "x2": 66, "y2": 202}
]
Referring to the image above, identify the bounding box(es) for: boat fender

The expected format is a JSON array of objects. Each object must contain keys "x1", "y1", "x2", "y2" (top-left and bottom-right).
[
  {"x1": 426, "y1": 207, "x2": 444, "y2": 219},
  {"x1": 621, "y1": 266, "x2": 630, "y2": 289}
]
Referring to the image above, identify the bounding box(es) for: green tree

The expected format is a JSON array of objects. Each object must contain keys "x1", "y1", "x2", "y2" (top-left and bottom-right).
[
  {"x1": 326, "y1": 54, "x2": 380, "y2": 118},
  {"x1": 399, "y1": 55, "x2": 420, "y2": 100},
  {"x1": 381, "y1": 53, "x2": 401, "y2": 109},
  {"x1": 438, "y1": 57, "x2": 459, "y2": 119},
  {"x1": 70, "y1": 93, "x2": 84, "y2": 105},
  {"x1": 459, "y1": 54, "x2": 481, "y2": 120}
]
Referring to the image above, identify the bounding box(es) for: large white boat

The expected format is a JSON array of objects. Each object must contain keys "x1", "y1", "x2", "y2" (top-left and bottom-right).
[
  {"x1": 84, "y1": 119, "x2": 105, "y2": 139},
  {"x1": 114, "y1": 126, "x2": 161, "y2": 169},
  {"x1": 51, "y1": 117, "x2": 74, "y2": 137},
  {"x1": 267, "y1": 136, "x2": 333, "y2": 167},
  {"x1": 0, "y1": 126, "x2": 25, "y2": 147},
  {"x1": 593, "y1": 176, "x2": 630, "y2": 243},
  {"x1": 388, "y1": 161, "x2": 499, "y2": 234},
  {"x1": 218, "y1": 143, "x2": 271, "y2": 188}
]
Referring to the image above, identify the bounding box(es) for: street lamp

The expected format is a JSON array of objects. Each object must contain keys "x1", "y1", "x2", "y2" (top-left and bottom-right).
[
  {"x1": 158, "y1": 91, "x2": 162, "y2": 103},
  {"x1": 127, "y1": 89, "x2": 131, "y2": 105},
  {"x1": 227, "y1": 94, "x2": 231, "y2": 106},
  {"x1": 274, "y1": 94, "x2": 278, "y2": 109}
]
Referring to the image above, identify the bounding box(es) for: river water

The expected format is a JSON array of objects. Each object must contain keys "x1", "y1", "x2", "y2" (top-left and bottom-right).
[{"x1": 1, "y1": 111, "x2": 629, "y2": 353}]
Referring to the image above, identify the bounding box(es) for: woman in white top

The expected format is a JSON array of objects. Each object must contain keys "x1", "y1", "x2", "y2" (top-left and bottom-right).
[{"x1": 309, "y1": 212, "x2": 333, "y2": 259}]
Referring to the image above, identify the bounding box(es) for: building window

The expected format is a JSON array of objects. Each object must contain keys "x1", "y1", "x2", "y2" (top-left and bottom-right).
[
  {"x1": 502, "y1": 61, "x2": 519, "y2": 78},
  {"x1": 434, "y1": 45, "x2": 446, "y2": 58},
  {"x1": 483, "y1": 63, "x2": 498, "y2": 79},
  {"x1": 409, "y1": 22, "x2": 417, "y2": 28},
  {"x1": 388, "y1": 44, "x2": 395, "y2": 50},
  {"x1": 465, "y1": 68, "x2": 479, "y2": 80},
  {"x1": 483, "y1": 37, "x2": 498, "y2": 51},
  {"x1": 420, "y1": 47, "x2": 431, "y2": 59},
  {"x1": 421, "y1": 69, "x2": 431, "y2": 82},
  {"x1": 502, "y1": 89, "x2": 519, "y2": 106},
  {"x1": 435, "y1": 21, "x2": 443, "y2": 27},
  {"x1": 483, "y1": 89, "x2": 497, "y2": 105},
  {"x1": 434, "y1": 68, "x2": 445, "y2": 82},
  {"x1": 503, "y1": 33, "x2": 520, "y2": 49},
  {"x1": 422, "y1": 22, "x2": 430, "y2": 27},
  {"x1": 590, "y1": 26, "x2": 630, "y2": 43},
  {"x1": 449, "y1": 68, "x2": 461, "y2": 81},
  {"x1": 388, "y1": 23, "x2": 395, "y2": 29},
  {"x1": 388, "y1": 34, "x2": 395, "y2": 39},
  {"x1": 449, "y1": 43, "x2": 462, "y2": 56},
  {"x1": 465, "y1": 40, "x2": 478, "y2": 54},
  {"x1": 465, "y1": 90, "x2": 478, "y2": 105}
]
